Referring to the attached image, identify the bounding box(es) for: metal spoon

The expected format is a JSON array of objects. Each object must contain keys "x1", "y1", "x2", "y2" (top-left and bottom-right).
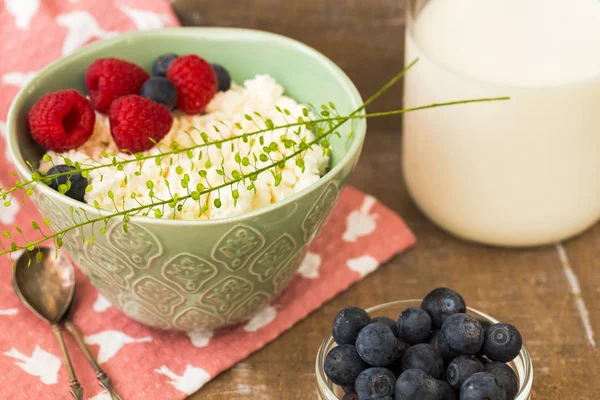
[{"x1": 12, "y1": 247, "x2": 121, "y2": 400}]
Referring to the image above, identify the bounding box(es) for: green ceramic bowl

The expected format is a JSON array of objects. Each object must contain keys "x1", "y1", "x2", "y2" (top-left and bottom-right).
[{"x1": 7, "y1": 28, "x2": 366, "y2": 332}]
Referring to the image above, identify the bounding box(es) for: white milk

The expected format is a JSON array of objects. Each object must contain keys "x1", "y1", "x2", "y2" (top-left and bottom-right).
[{"x1": 403, "y1": 0, "x2": 600, "y2": 246}]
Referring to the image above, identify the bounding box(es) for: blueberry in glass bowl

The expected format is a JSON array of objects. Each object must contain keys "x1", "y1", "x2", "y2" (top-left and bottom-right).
[{"x1": 316, "y1": 296, "x2": 533, "y2": 400}]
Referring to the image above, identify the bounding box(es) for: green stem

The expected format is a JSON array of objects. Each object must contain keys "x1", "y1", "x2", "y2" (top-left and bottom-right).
[{"x1": 0, "y1": 60, "x2": 512, "y2": 256}]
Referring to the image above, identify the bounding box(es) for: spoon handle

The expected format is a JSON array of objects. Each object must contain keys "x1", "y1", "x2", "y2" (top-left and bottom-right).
[
  {"x1": 51, "y1": 324, "x2": 84, "y2": 400},
  {"x1": 64, "y1": 320, "x2": 122, "y2": 400}
]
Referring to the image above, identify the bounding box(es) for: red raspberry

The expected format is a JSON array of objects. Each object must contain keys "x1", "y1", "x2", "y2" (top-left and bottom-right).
[
  {"x1": 85, "y1": 58, "x2": 150, "y2": 112},
  {"x1": 109, "y1": 95, "x2": 173, "y2": 152},
  {"x1": 167, "y1": 55, "x2": 217, "y2": 114},
  {"x1": 27, "y1": 89, "x2": 96, "y2": 152}
]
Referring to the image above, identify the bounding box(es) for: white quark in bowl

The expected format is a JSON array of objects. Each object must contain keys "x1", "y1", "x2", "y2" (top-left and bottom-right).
[{"x1": 39, "y1": 74, "x2": 329, "y2": 221}]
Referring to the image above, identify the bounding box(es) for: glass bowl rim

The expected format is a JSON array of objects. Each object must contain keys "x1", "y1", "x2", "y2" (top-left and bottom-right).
[{"x1": 315, "y1": 299, "x2": 533, "y2": 399}]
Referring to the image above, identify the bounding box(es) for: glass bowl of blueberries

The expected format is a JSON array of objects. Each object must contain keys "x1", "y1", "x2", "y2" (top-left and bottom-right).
[{"x1": 315, "y1": 288, "x2": 533, "y2": 400}]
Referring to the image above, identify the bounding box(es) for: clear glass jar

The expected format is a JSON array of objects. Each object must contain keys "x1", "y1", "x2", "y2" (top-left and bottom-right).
[
  {"x1": 402, "y1": 0, "x2": 600, "y2": 247},
  {"x1": 315, "y1": 300, "x2": 533, "y2": 399}
]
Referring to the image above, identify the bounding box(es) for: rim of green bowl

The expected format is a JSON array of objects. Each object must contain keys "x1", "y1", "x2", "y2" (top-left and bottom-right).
[{"x1": 7, "y1": 27, "x2": 366, "y2": 227}]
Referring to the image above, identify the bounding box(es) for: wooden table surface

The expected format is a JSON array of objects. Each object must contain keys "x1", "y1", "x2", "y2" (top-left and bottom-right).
[{"x1": 171, "y1": 1, "x2": 600, "y2": 398}]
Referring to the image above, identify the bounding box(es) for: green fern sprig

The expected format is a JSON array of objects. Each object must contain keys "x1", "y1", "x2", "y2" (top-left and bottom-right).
[{"x1": 0, "y1": 59, "x2": 509, "y2": 259}]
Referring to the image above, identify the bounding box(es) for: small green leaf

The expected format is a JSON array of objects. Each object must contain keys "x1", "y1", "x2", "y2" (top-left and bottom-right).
[
  {"x1": 191, "y1": 191, "x2": 200, "y2": 200},
  {"x1": 242, "y1": 157, "x2": 250, "y2": 167},
  {"x1": 107, "y1": 191, "x2": 114, "y2": 200},
  {"x1": 31, "y1": 221, "x2": 39, "y2": 230},
  {"x1": 265, "y1": 119, "x2": 274, "y2": 129},
  {"x1": 154, "y1": 209, "x2": 163, "y2": 218},
  {"x1": 43, "y1": 154, "x2": 52, "y2": 162},
  {"x1": 43, "y1": 218, "x2": 51, "y2": 227},
  {"x1": 259, "y1": 154, "x2": 268, "y2": 162},
  {"x1": 196, "y1": 183, "x2": 205, "y2": 192},
  {"x1": 2, "y1": 231, "x2": 10, "y2": 238},
  {"x1": 232, "y1": 189, "x2": 239, "y2": 200},
  {"x1": 302, "y1": 108, "x2": 309, "y2": 117},
  {"x1": 25, "y1": 188, "x2": 33, "y2": 196},
  {"x1": 56, "y1": 237, "x2": 63, "y2": 249},
  {"x1": 214, "y1": 198, "x2": 222, "y2": 208},
  {"x1": 58, "y1": 184, "x2": 68, "y2": 194},
  {"x1": 100, "y1": 227, "x2": 107, "y2": 234},
  {"x1": 231, "y1": 170, "x2": 241, "y2": 180},
  {"x1": 176, "y1": 165, "x2": 183, "y2": 174},
  {"x1": 85, "y1": 184, "x2": 93, "y2": 193},
  {"x1": 244, "y1": 114, "x2": 252, "y2": 121}
]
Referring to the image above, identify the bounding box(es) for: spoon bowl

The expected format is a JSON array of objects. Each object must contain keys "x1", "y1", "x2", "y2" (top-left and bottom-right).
[{"x1": 12, "y1": 247, "x2": 75, "y2": 324}]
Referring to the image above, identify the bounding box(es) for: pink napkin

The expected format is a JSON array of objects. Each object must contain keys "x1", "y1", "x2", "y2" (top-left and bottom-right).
[{"x1": 0, "y1": 1, "x2": 415, "y2": 398}]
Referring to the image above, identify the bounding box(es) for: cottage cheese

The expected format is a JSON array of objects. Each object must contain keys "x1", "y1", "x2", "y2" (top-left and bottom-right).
[{"x1": 39, "y1": 75, "x2": 329, "y2": 220}]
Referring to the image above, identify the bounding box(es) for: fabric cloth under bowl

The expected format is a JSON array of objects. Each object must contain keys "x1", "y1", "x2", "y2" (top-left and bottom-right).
[{"x1": 0, "y1": 1, "x2": 415, "y2": 398}]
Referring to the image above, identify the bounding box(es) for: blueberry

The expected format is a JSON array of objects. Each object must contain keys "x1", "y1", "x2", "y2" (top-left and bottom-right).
[
  {"x1": 482, "y1": 323, "x2": 522, "y2": 362},
  {"x1": 212, "y1": 63, "x2": 231, "y2": 92},
  {"x1": 324, "y1": 345, "x2": 367, "y2": 386},
  {"x1": 356, "y1": 323, "x2": 407, "y2": 367},
  {"x1": 400, "y1": 343, "x2": 444, "y2": 379},
  {"x1": 394, "y1": 369, "x2": 440, "y2": 400},
  {"x1": 342, "y1": 385, "x2": 355, "y2": 393},
  {"x1": 387, "y1": 358, "x2": 404, "y2": 378},
  {"x1": 45, "y1": 165, "x2": 87, "y2": 202},
  {"x1": 355, "y1": 367, "x2": 396, "y2": 399},
  {"x1": 342, "y1": 391, "x2": 359, "y2": 400},
  {"x1": 460, "y1": 372, "x2": 506, "y2": 400},
  {"x1": 397, "y1": 307, "x2": 432, "y2": 344},
  {"x1": 421, "y1": 288, "x2": 467, "y2": 329},
  {"x1": 140, "y1": 77, "x2": 178, "y2": 110},
  {"x1": 485, "y1": 362, "x2": 518, "y2": 400},
  {"x1": 426, "y1": 330, "x2": 441, "y2": 351},
  {"x1": 440, "y1": 313, "x2": 484, "y2": 357},
  {"x1": 152, "y1": 53, "x2": 178, "y2": 77},
  {"x1": 427, "y1": 329, "x2": 453, "y2": 366},
  {"x1": 446, "y1": 356, "x2": 484, "y2": 391},
  {"x1": 436, "y1": 379, "x2": 457, "y2": 400},
  {"x1": 478, "y1": 318, "x2": 493, "y2": 332},
  {"x1": 333, "y1": 307, "x2": 371, "y2": 345},
  {"x1": 373, "y1": 316, "x2": 398, "y2": 336}
]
